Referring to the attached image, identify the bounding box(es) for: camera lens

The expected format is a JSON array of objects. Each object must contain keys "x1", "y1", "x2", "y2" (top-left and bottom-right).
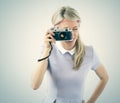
[{"x1": 59, "y1": 34, "x2": 65, "y2": 40}]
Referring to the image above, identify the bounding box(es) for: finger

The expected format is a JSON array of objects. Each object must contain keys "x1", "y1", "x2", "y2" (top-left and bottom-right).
[
  {"x1": 46, "y1": 29, "x2": 54, "y2": 36},
  {"x1": 48, "y1": 35, "x2": 56, "y2": 43},
  {"x1": 45, "y1": 38, "x2": 55, "y2": 43},
  {"x1": 45, "y1": 34, "x2": 54, "y2": 41},
  {"x1": 50, "y1": 36, "x2": 56, "y2": 43},
  {"x1": 45, "y1": 34, "x2": 56, "y2": 43}
]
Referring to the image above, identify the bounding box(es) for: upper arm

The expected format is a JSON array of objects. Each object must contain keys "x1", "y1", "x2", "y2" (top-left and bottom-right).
[{"x1": 95, "y1": 64, "x2": 109, "y2": 82}]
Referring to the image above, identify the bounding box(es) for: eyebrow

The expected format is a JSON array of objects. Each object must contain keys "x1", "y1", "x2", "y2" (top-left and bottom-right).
[
  {"x1": 63, "y1": 26, "x2": 78, "y2": 29},
  {"x1": 72, "y1": 26, "x2": 78, "y2": 28}
]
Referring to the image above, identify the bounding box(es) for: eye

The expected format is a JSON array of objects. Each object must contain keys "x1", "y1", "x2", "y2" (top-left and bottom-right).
[{"x1": 72, "y1": 28, "x2": 78, "y2": 31}]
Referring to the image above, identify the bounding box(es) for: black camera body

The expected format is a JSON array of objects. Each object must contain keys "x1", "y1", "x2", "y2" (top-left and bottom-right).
[{"x1": 52, "y1": 28, "x2": 72, "y2": 41}]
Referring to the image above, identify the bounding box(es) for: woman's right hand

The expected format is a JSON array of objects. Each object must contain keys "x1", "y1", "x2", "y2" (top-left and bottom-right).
[{"x1": 44, "y1": 29, "x2": 56, "y2": 50}]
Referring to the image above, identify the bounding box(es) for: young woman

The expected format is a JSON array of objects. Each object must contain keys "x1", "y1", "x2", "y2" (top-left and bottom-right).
[{"x1": 31, "y1": 6, "x2": 109, "y2": 103}]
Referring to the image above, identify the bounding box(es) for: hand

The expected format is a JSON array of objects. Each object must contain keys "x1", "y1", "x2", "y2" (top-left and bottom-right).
[
  {"x1": 86, "y1": 100, "x2": 95, "y2": 103},
  {"x1": 44, "y1": 29, "x2": 56, "y2": 49},
  {"x1": 82, "y1": 100, "x2": 85, "y2": 103},
  {"x1": 82, "y1": 100, "x2": 95, "y2": 103}
]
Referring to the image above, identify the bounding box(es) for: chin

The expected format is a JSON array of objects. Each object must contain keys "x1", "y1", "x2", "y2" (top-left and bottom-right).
[{"x1": 65, "y1": 38, "x2": 76, "y2": 44}]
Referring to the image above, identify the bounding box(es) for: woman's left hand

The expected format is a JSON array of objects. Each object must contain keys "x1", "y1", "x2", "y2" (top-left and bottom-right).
[{"x1": 82, "y1": 100, "x2": 85, "y2": 103}]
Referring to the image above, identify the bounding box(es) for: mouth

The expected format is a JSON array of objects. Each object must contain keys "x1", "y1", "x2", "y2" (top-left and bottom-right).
[
  {"x1": 64, "y1": 39, "x2": 74, "y2": 43},
  {"x1": 69, "y1": 36, "x2": 74, "y2": 40}
]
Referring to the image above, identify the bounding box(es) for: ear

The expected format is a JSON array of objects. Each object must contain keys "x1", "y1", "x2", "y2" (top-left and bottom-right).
[{"x1": 77, "y1": 20, "x2": 81, "y2": 23}]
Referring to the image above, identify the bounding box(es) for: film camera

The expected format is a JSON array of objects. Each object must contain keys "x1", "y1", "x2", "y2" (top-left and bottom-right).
[{"x1": 52, "y1": 28, "x2": 72, "y2": 41}]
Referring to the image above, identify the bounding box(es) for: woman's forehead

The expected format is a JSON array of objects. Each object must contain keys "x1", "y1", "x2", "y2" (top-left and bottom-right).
[{"x1": 58, "y1": 19, "x2": 79, "y2": 28}]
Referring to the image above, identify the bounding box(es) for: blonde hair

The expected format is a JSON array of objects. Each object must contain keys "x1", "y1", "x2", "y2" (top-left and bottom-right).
[{"x1": 52, "y1": 6, "x2": 85, "y2": 70}]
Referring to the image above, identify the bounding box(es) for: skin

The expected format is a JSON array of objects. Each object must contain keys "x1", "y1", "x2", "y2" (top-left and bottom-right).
[
  {"x1": 31, "y1": 19, "x2": 109, "y2": 103},
  {"x1": 56, "y1": 19, "x2": 80, "y2": 50}
]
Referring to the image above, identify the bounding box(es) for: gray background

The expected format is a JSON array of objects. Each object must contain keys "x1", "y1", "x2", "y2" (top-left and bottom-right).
[{"x1": 0, "y1": 0, "x2": 120, "y2": 103}]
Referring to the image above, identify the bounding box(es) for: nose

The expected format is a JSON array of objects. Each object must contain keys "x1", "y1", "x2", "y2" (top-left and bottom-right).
[{"x1": 72, "y1": 31, "x2": 75, "y2": 38}]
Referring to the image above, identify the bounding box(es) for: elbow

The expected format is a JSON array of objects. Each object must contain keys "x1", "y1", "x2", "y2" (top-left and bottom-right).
[
  {"x1": 105, "y1": 72, "x2": 109, "y2": 83},
  {"x1": 32, "y1": 86, "x2": 38, "y2": 90},
  {"x1": 31, "y1": 83, "x2": 40, "y2": 90},
  {"x1": 101, "y1": 74, "x2": 109, "y2": 84},
  {"x1": 105, "y1": 74, "x2": 109, "y2": 83}
]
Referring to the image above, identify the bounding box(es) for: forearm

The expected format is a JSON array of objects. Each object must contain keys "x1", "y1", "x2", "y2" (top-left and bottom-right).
[
  {"x1": 31, "y1": 48, "x2": 50, "y2": 90},
  {"x1": 87, "y1": 79, "x2": 108, "y2": 103}
]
